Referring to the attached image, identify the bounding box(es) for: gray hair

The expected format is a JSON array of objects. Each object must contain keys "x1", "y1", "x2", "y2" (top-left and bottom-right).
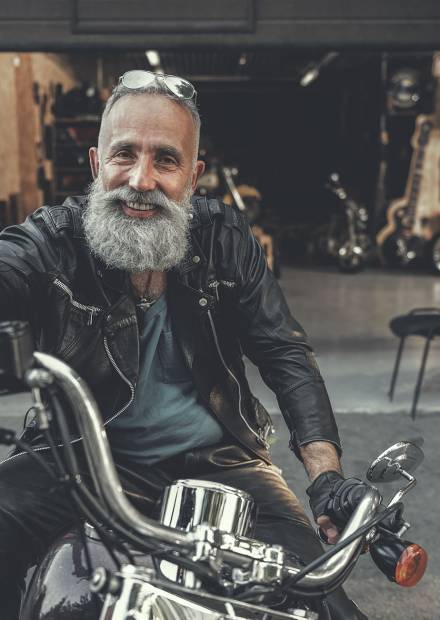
[{"x1": 99, "y1": 78, "x2": 201, "y2": 157}]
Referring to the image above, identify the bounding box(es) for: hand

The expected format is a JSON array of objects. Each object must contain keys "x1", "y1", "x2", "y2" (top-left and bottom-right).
[{"x1": 306, "y1": 470, "x2": 373, "y2": 544}]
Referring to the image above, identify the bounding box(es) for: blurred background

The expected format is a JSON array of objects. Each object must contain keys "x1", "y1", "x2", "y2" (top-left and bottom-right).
[{"x1": 1, "y1": 49, "x2": 440, "y2": 267}]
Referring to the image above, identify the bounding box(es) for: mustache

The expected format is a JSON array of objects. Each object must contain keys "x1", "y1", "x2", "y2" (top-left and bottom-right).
[{"x1": 93, "y1": 185, "x2": 178, "y2": 210}]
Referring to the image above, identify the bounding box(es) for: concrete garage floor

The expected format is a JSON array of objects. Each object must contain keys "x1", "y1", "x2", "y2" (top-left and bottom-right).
[
  {"x1": 247, "y1": 266, "x2": 440, "y2": 416},
  {"x1": 250, "y1": 266, "x2": 440, "y2": 619},
  {"x1": 271, "y1": 413, "x2": 439, "y2": 620},
  {"x1": 0, "y1": 266, "x2": 439, "y2": 618}
]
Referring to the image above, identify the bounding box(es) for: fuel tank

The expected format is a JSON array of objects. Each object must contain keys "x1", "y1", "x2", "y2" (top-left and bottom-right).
[{"x1": 20, "y1": 525, "x2": 141, "y2": 620}]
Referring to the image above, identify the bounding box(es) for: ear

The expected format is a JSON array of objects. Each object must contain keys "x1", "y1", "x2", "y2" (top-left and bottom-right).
[
  {"x1": 89, "y1": 147, "x2": 100, "y2": 180},
  {"x1": 191, "y1": 159, "x2": 206, "y2": 192}
]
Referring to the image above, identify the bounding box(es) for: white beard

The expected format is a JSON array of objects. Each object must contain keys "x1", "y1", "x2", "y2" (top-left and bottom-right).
[{"x1": 82, "y1": 177, "x2": 193, "y2": 272}]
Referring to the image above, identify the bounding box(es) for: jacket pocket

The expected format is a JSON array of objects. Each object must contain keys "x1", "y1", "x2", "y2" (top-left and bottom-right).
[{"x1": 52, "y1": 279, "x2": 102, "y2": 362}]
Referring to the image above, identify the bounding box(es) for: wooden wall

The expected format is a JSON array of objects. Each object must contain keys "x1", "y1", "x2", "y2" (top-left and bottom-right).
[
  {"x1": 0, "y1": 53, "x2": 78, "y2": 222},
  {"x1": 0, "y1": 55, "x2": 20, "y2": 206}
]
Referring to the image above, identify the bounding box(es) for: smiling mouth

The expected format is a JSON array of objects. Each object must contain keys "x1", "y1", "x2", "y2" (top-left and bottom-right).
[
  {"x1": 120, "y1": 201, "x2": 160, "y2": 218},
  {"x1": 123, "y1": 201, "x2": 158, "y2": 212}
]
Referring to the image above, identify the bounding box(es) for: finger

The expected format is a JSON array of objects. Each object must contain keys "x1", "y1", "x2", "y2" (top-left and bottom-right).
[
  {"x1": 317, "y1": 516, "x2": 340, "y2": 544},
  {"x1": 326, "y1": 529, "x2": 340, "y2": 544},
  {"x1": 323, "y1": 527, "x2": 339, "y2": 544}
]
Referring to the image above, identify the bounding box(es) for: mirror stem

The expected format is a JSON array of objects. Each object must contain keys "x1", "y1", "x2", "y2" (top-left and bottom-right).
[{"x1": 388, "y1": 466, "x2": 416, "y2": 508}]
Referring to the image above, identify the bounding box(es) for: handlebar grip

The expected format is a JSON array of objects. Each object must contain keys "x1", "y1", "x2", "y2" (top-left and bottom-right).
[{"x1": 0, "y1": 321, "x2": 34, "y2": 390}]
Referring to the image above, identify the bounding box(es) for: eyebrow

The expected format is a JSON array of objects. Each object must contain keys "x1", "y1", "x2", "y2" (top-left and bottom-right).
[
  {"x1": 108, "y1": 140, "x2": 135, "y2": 155},
  {"x1": 155, "y1": 145, "x2": 182, "y2": 162},
  {"x1": 108, "y1": 141, "x2": 182, "y2": 162}
]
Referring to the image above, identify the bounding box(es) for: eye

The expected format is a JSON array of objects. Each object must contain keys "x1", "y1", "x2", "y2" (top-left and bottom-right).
[
  {"x1": 156, "y1": 155, "x2": 178, "y2": 166},
  {"x1": 114, "y1": 150, "x2": 132, "y2": 159}
]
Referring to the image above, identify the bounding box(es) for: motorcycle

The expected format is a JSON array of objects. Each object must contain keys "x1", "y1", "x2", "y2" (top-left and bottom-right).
[
  {"x1": 317, "y1": 173, "x2": 371, "y2": 273},
  {"x1": 198, "y1": 157, "x2": 282, "y2": 278},
  {"x1": 0, "y1": 321, "x2": 428, "y2": 619}
]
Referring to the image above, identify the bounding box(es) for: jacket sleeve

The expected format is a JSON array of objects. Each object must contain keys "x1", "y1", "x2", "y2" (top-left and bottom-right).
[
  {"x1": 0, "y1": 213, "x2": 58, "y2": 334},
  {"x1": 233, "y1": 217, "x2": 341, "y2": 458}
]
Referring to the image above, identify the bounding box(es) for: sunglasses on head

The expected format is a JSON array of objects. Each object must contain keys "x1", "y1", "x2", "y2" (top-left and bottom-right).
[{"x1": 119, "y1": 70, "x2": 197, "y2": 102}]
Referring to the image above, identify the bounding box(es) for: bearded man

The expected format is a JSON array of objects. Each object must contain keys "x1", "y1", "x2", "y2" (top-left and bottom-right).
[{"x1": 0, "y1": 71, "x2": 368, "y2": 619}]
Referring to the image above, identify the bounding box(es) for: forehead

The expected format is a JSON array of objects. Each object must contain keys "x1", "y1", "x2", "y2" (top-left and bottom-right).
[{"x1": 100, "y1": 93, "x2": 196, "y2": 154}]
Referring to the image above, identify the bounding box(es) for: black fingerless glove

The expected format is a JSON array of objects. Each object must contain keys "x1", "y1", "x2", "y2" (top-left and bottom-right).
[{"x1": 306, "y1": 470, "x2": 373, "y2": 528}]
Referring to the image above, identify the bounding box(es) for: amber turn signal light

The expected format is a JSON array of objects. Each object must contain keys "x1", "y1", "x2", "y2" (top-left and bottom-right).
[
  {"x1": 395, "y1": 543, "x2": 428, "y2": 587},
  {"x1": 370, "y1": 535, "x2": 428, "y2": 587}
]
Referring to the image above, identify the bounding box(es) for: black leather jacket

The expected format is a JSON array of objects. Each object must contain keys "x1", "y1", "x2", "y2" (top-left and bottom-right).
[{"x1": 0, "y1": 195, "x2": 341, "y2": 463}]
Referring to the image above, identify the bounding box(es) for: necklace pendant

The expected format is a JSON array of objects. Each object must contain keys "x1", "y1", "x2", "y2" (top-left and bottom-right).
[{"x1": 137, "y1": 297, "x2": 156, "y2": 311}]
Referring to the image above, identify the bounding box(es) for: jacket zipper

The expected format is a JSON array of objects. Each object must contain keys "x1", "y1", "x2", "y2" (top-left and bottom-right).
[
  {"x1": 53, "y1": 278, "x2": 102, "y2": 326},
  {"x1": 102, "y1": 336, "x2": 135, "y2": 424},
  {"x1": 52, "y1": 280, "x2": 135, "y2": 419},
  {"x1": 3, "y1": 334, "x2": 135, "y2": 464},
  {"x1": 207, "y1": 309, "x2": 269, "y2": 450},
  {"x1": 208, "y1": 280, "x2": 220, "y2": 302}
]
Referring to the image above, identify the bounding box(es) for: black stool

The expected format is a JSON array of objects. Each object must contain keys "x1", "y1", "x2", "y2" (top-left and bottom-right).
[{"x1": 389, "y1": 308, "x2": 440, "y2": 419}]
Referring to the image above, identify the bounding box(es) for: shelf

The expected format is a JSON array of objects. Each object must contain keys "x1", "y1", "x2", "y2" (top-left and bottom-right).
[
  {"x1": 54, "y1": 116, "x2": 100, "y2": 124},
  {"x1": 56, "y1": 167, "x2": 91, "y2": 172},
  {"x1": 50, "y1": 117, "x2": 99, "y2": 204}
]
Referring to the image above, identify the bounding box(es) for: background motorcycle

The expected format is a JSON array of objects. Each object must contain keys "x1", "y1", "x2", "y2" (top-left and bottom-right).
[
  {"x1": 314, "y1": 173, "x2": 371, "y2": 273},
  {"x1": 198, "y1": 156, "x2": 282, "y2": 277}
]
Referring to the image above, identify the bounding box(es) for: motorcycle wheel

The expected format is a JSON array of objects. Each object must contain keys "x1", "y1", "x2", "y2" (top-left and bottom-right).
[{"x1": 430, "y1": 235, "x2": 440, "y2": 274}]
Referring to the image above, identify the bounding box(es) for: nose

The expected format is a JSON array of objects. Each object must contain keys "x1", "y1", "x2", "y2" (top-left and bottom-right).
[{"x1": 128, "y1": 156, "x2": 157, "y2": 192}]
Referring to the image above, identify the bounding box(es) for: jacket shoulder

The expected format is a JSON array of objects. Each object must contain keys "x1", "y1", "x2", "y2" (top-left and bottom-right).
[
  {"x1": 190, "y1": 195, "x2": 246, "y2": 231},
  {"x1": 29, "y1": 196, "x2": 85, "y2": 239}
]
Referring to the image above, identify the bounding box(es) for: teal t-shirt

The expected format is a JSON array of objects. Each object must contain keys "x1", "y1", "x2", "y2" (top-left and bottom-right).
[{"x1": 109, "y1": 294, "x2": 224, "y2": 465}]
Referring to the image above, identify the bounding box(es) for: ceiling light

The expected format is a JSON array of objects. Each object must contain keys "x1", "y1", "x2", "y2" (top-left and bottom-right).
[
  {"x1": 299, "y1": 52, "x2": 339, "y2": 87},
  {"x1": 145, "y1": 50, "x2": 161, "y2": 68},
  {"x1": 300, "y1": 67, "x2": 319, "y2": 87},
  {"x1": 239, "y1": 53, "x2": 247, "y2": 66}
]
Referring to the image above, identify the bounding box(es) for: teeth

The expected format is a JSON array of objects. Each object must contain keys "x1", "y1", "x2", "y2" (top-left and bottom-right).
[{"x1": 126, "y1": 202, "x2": 157, "y2": 211}]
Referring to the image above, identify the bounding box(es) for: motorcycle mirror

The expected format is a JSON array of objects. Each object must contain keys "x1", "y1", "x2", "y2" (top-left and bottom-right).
[{"x1": 366, "y1": 440, "x2": 424, "y2": 483}]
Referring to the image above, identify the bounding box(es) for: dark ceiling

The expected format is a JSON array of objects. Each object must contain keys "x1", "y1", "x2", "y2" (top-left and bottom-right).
[
  {"x1": 99, "y1": 49, "x2": 329, "y2": 83},
  {"x1": 79, "y1": 49, "x2": 437, "y2": 90}
]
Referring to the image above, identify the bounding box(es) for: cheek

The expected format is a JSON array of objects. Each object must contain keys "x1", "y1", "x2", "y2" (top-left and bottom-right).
[
  {"x1": 163, "y1": 170, "x2": 194, "y2": 199},
  {"x1": 102, "y1": 166, "x2": 128, "y2": 190},
  {"x1": 170, "y1": 184, "x2": 191, "y2": 203}
]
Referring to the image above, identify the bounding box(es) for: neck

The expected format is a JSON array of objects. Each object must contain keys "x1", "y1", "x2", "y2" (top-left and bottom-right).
[{"x1": 129, "y1": 271, "x2": 167, "y2": 300}]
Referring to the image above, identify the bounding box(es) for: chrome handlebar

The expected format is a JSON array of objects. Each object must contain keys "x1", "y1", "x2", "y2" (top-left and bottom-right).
[
  {"x1": 32, "y1": 352, "x2": 381, "y2": 592},
  {"x1": 283, "y1": 487, "x2": 381, "y2": 588},
  {"x1": 33, "y1": 352, "x2": 189, "y2": 548}
]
